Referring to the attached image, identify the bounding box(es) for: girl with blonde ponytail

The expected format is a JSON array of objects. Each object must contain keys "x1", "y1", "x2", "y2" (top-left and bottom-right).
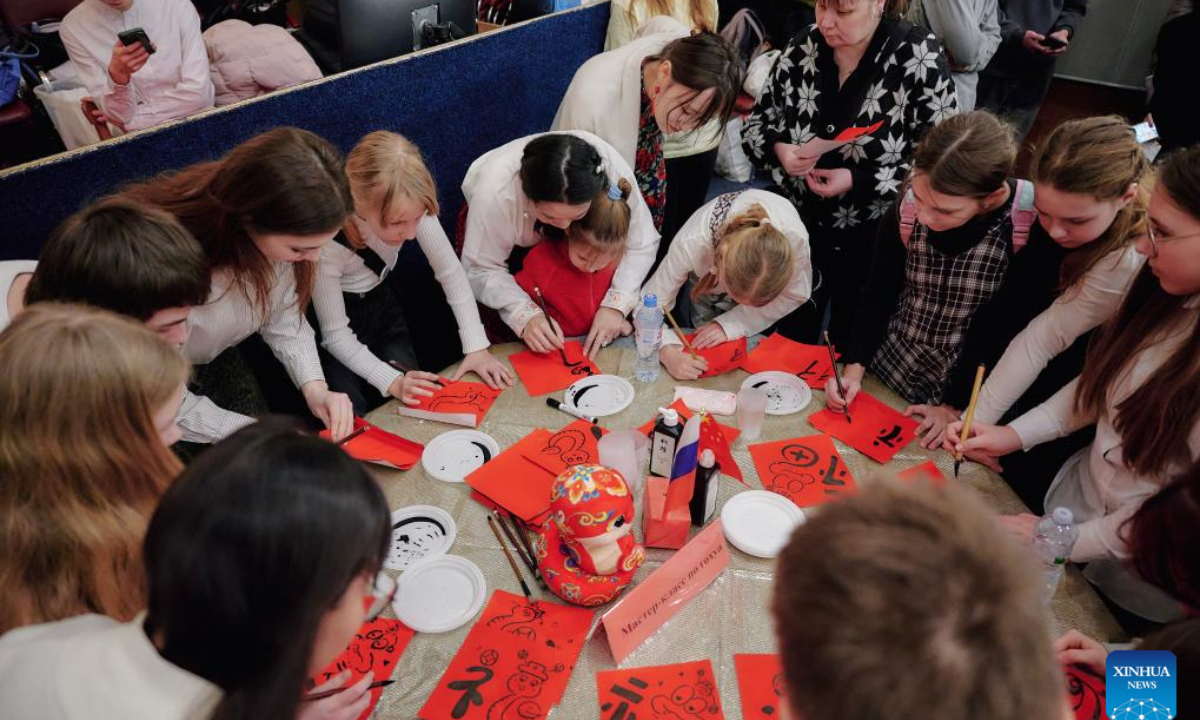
[
  {"x1": 313, "y1": 130, "x2": 513, "y2": 415},
  {"x1": 642, "y1": 189, "x2": 812, "y2": 380},
  {"x1": 514, "y1": 177, "x2": 640, "y2": 339}
]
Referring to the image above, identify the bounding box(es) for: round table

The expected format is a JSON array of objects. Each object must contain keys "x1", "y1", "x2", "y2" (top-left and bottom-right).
[{"x1": 362, "y1": 341, "x2": 1124, "y2": 720}]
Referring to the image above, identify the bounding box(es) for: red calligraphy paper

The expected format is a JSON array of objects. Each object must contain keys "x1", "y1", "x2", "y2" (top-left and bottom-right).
[
  {"x1": 419, "y1": 591, "x2": 593, "y2": 720},
  {"x1": 1063, "y1": 664, "x2": 1106, "y2": 720},
  {"x1": 311, "y1": 617, "x2": 415, "y2": 720},
  {"x1": 748, "y1": 434, "x2": 858, "y2": 507},
  {"x1": 808, "y1": 392, "x2": 919, "y2": 464},
  {"x1": 637, "y1": 399, "x2": 740, "y2": 445},
  {"x1": 521, "y1": 419, "x2": 609, "y2": 477},
  {"x1": 321, "y1": 418, "x2": 424, "y2": 470},
  {"x1": 733, "y1": 654, "x2": 786, "y2": 720},
  {"x1": 742, "y1": 334, "x2": 837, "y2": 389},
  {"x1": 509, "y1": 341, "x2": 600, "y2": 396},
  {"x1": 896, "y1": 460, "x2": 947, "y2": 487},
  {"x1": 466, "y1": 429, "x2": 556, "y2": 524},
  {"x1": 597, "y1": 660, "x2": 725, "y2": 720},
  {"x1": 685, "y1": 334, "x2": 747, "y2": 378},
  {"x1": 397, "y1": 380, "x2": 502, "y2": 428}
]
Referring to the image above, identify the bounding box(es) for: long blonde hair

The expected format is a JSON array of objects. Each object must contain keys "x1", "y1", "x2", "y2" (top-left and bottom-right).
[
  {"x1": 692, "y1": 204, "x2": 793, "y2": 304},
  {"x1": 1030, "y1": 116, "x2": 1149, "y2": 291},
  {"x1": 0, "y1": 304, "x2": 190, "y2": 633},
  {"x1": 344, "y1": 131, "x2": 440, "y2": 249},
  {"x1": 629, "y1": 0, "x2": 717, "y2": 33}
]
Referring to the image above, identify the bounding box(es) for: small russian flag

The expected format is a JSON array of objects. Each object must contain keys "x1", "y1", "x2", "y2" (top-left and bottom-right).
[{"x1": 667, "y1": 412, "x2": 703, "y2": 504}]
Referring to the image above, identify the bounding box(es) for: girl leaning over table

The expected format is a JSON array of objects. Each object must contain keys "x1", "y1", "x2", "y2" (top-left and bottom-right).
[
  {"x1": 948, "y1": 144, "x2": 1200, "y2": 625},
  {"x1": 742, "y1": 0, "x2": 957, "y2": 346},
  {"x1": 459, "y1": 130, "x2": 659, "y2": 359},
  {"x1": 642, "y1": 188, "x2": 813, "y2": 380},
  {"x1": 311, "y1": 131, "x2": 513, "y2": 416}
]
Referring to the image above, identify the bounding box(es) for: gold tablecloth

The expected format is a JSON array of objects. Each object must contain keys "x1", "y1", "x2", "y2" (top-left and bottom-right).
[{"x1": 362, "y1": 341, "x2": 1124, "y2": 719}]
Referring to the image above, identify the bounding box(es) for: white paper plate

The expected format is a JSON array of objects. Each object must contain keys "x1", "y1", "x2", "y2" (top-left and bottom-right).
[
  {"x1": 721, "y1": 490, "x2": 806, "y2": 558},
  {"x1": 392, "y1": 555, "x2": 487, "y2": 633},
  {"x1": 741, "y1": 372, "x2": 812, "y2": 415},
  {"x1": 422, "y1": 430, "x2": 500, "y2": 482},
  {"x1": 563, "y1": 374, "x2": 635, "y2": 417},
  {"x1": 386, "y1": 505, "x2": 457, "y2": 572}
]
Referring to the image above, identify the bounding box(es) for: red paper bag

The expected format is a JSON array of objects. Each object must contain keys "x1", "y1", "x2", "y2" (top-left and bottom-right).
[{"x1": 642, "y1": 475, "x2": 691, "y2": 549}]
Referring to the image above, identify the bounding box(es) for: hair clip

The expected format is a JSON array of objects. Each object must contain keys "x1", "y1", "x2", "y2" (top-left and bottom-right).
[
  {"x1": 607, "y1": 183, "x2": 622, "y2": 201},
  {"x1": 759, "y1": 217, "x2": 772, "y2": 227}
]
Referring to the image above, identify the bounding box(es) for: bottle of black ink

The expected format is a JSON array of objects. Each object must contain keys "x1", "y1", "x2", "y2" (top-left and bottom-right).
[
  {"x1": 689, "y1": 449, "x2": 719, "y2": 526},
  {"x1": 649, "y1": 407, "x2": 682, "y2": 478}
]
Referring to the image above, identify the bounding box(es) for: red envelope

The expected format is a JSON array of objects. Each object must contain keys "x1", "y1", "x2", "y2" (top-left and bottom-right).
[
  {"x1": 733, "y1": 654, "x2": 786, "y2": 720},
  {"x1": 1063, "y1": 664, "x2": 1106, "y2": 720},
  {"x1": 748, "y1": 434, "x2": 858, "y2": 507},
  {"x1": 685, "y1": 334, "x2": 747, "y2": 378},
  {"x1": 637, "y1": 399, "x2": 740, "y2": 445},
  {"x1": 311, "y1": 617, "x2": 414, "y2": 720},
  {"x1": 509, "y1": 341, "x2": 600, "y2": 396},
  {"x1": 465, "y1": 429, "x2": 556, "y2": 524},
  {"x1": 896, "y1": 460, "x2": 947, "y2": 487},
  {"x1": 643, "y1": 475, "x2": 691, "y2": 549},
  {"x1": 521, "y1": 419, "x2": 609, "y2": 477},
  {"x1": 397, "y1": 380, "x2": 502, "y2": 427},
  {"x1": 597, "y1": 659, "x2": 725, "y2": 720},
  {"x1": 742, "y1": 333, "x2": 837, "y2": 389},
  {"x1": 321, "y1": 418, "x2": 424, "y2": 470},
  {"x1": 808, "y1": 392, "x2": 919, "y2": 464},
  {"x1": 419, "y1": 591, "x2": 593, "y2": 720}
]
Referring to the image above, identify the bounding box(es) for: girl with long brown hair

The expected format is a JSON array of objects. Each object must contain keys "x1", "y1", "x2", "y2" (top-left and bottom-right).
[
  {"x1": 121, "y1": 127, "x2": 356, "y2": 441},
  {"x1": 312, "y1": 130, "x2": 513, "y2": 415},
  {"x1": 642, "y1": 188, "x2": 812, "y2": 380},
  {"x1": 0, "y1": 303, "x2": 189, "y2": 635},
  {"x1": 950, "y1": 144, "x2": 1200, "y2": 623}
]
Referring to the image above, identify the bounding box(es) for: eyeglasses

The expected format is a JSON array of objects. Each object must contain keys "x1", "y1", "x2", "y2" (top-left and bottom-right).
[
  {"x1": 1145, "y1": 224, "x2": 1200, "y2": 258},
  {"x1": 365, "y1": 572, "x2": 397, "y2": 622}
]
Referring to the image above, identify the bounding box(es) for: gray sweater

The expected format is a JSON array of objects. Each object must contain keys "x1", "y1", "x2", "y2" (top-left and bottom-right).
[{"x1": 908, "y1": 0, "x2": 1001, "y2": 110}]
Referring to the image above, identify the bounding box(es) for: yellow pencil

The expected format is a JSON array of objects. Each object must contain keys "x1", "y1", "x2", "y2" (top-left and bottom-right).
[
  {"x1": 954, "y1": 365, "x2": 986, "y2": 478},
  {"x1": 663, "y1": 307, "x2": 698, "y2": 360}
]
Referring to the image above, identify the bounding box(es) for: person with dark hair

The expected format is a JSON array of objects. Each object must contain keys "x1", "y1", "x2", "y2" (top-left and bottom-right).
[
  {"x1": 975, "y1": 0, "x2": 1089, "y2": 141},
  {"x1": 121, "y1": 127, "x2": 356, "y2": 443},
  {"x1": 1149, "y1": 3, "x2": 1200, "y2": 155},
  {"x1": 950, "y1": 144, "x2": 1200, "y2": 624},
  {"x1": 2, "y1": 196, "x2": 209, "y2": 344},
  {"x1": 743, "y1": 0, "x2": 958, "y2": 347},
  {"x1": 0, "y1": 420, "x2": 392, "y2": 720},
  {"x1": 553, "y1": 18, "x2": 741, "y2": 254},
  {"x1": 1127, "y1": 459, "x2": 1200, "y2": 613},
  {"x1": 460, "y1": 131, "x2": 659, "y2": 358}
]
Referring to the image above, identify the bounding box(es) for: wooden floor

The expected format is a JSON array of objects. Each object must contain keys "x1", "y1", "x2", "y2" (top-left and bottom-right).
[{"x1": 1018, "y1": 77, "x2": 1148, "y2": 175}]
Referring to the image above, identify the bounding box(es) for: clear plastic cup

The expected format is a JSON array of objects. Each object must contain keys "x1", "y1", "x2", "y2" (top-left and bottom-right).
[
  {"x1": 736, "y1": 387, "x2": 768, "y2": 442},
  {"x1": 598, "y1": 430, "x2": 651, "y2": 496}
]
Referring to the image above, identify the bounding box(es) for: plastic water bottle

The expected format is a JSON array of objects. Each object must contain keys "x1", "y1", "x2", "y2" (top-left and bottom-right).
[
  {"x1": 634, "y1": 294, "x2": 663, "y2": 382},
  {"x1": 1032, "y1": 507, "x2": 1078, "y2": 604}
]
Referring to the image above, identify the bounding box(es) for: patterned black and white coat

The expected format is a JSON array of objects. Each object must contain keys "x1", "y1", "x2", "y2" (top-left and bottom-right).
[{"x1": 743, "y1": 19, "x2": 958, "y2": 234}]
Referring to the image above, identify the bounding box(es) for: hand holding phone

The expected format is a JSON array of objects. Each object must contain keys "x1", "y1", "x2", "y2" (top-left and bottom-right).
[
  {"x1": 109, "y1": 29, "x2": 153, "y2": 85},
  {"x1": 1040, "y1": 34, "x2": 1067, "y2": 50},
  {"x1": 117, "y1": 27, "x2": 155, "y2": 55}
]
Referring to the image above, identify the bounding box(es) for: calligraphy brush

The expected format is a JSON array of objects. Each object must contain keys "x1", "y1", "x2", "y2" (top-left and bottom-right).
[
  {"x1": 334, "y1": 425, "x2": 369, "y2": 446},
  {"x1": 487, "y1": 514, "x2": 533, "y2": 602},
  {"x1": 304, "y1": 679, "x2": 395, "y2": 702},
  {"x1": 498, "y1": 513, "x2": 547, "y2": 590},
  {"x1": 386, "y1": 360, "x2": 446, "y2": 387},
  {"x1": 954, "y1": 365, "x2": 987, "y2": 479},
  {"x1": 824, "y1": 331, "x2": 852, "y2": 424},
  {"x1": 663, "y1": 307, "x2": 698, "y2": 360},
  {"x1": 506, "y1": 513, "x2": 544, "y2": 587},
  {"x1": 532, "y1": 286, "x2": 570, "y2": 366}
]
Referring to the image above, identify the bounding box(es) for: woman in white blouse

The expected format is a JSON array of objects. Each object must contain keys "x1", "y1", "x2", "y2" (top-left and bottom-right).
[
  {"x1": 949, "y1": 145, "x2": 1200, "y2": 623},
  {"x1": 0, "y1": 421, "x2": 393, "y2": 720},
  {"x1": 974, "y1": 117, "x2": 1149, "y2": 427},
  {"x1": 313, "y1": 131, "x2": 513, "y2": 414},
  {"x1": 642, "y1": 189, "x2": 812, "y2": 379},
  {"x1": 122, "y1": 127, "x2": 355, "y2": 442},
  {"x1": 460, "y1": 131, "x2": 660, "y2": 358}
]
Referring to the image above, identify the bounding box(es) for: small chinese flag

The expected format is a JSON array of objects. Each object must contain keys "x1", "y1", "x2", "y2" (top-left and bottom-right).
[{"x1": 700, "y1": 411, "x2": 745, "y2": 485}]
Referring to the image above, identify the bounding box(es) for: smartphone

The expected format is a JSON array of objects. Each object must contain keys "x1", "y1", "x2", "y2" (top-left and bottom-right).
[
  {"x1": 117, "y1": 27, "x2": 154, "y2": 54},
  {"x1": 1040, "y1": 35, "x2": 1067, "y2": 50}
]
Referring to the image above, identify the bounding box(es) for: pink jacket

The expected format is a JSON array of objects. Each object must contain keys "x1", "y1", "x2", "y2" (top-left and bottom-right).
[{"x1": 202, "y1": 20, "x2": 322, "y2": 106}]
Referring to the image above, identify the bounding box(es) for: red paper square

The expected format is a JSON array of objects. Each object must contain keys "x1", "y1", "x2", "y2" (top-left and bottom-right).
[
  {"x1": 311, "y1": 617, "x2": 414, "y2": 720},
  {"x1": 465, "y1": 429, "x2": 556, "y2": 524},
  {"x1": 742, "y1": 333, "x2": 837, "y2": 389},
  {"x1": 597, "y1": 659, "x2": 725, "y2": 720},
  {"x1": 896, "y1": 460, "x2": 947, "y2": 487},
  {"x1": 321, "y1": 418, "x2": 424, "y2": 470},
  {"x1": 733, "y1": 654, "x2": 786, "y2": 720},
  {"x1": 808, "y1": 392, "x2": 918, "y2": 464},
  {"x1": 748, "y1": 434, "x2": 858, "y2": 507},
  {"x1": 509, "y1": 341, "x2": 600, "y2": 396},
  {"x1": 521, "y1": 419, "x2": 608, "y2": 477},
  {"x1": 398, "y1": 380, "x2": 502, "y2": 427},
  {"x1": 685, "y1": 334, "x2": 748, "y2": 378}
]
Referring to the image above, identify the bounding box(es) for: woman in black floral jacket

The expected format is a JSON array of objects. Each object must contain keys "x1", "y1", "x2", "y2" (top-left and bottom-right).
[{"x1": 743, "y1": 0, "x2": 957, "y2": 344}]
